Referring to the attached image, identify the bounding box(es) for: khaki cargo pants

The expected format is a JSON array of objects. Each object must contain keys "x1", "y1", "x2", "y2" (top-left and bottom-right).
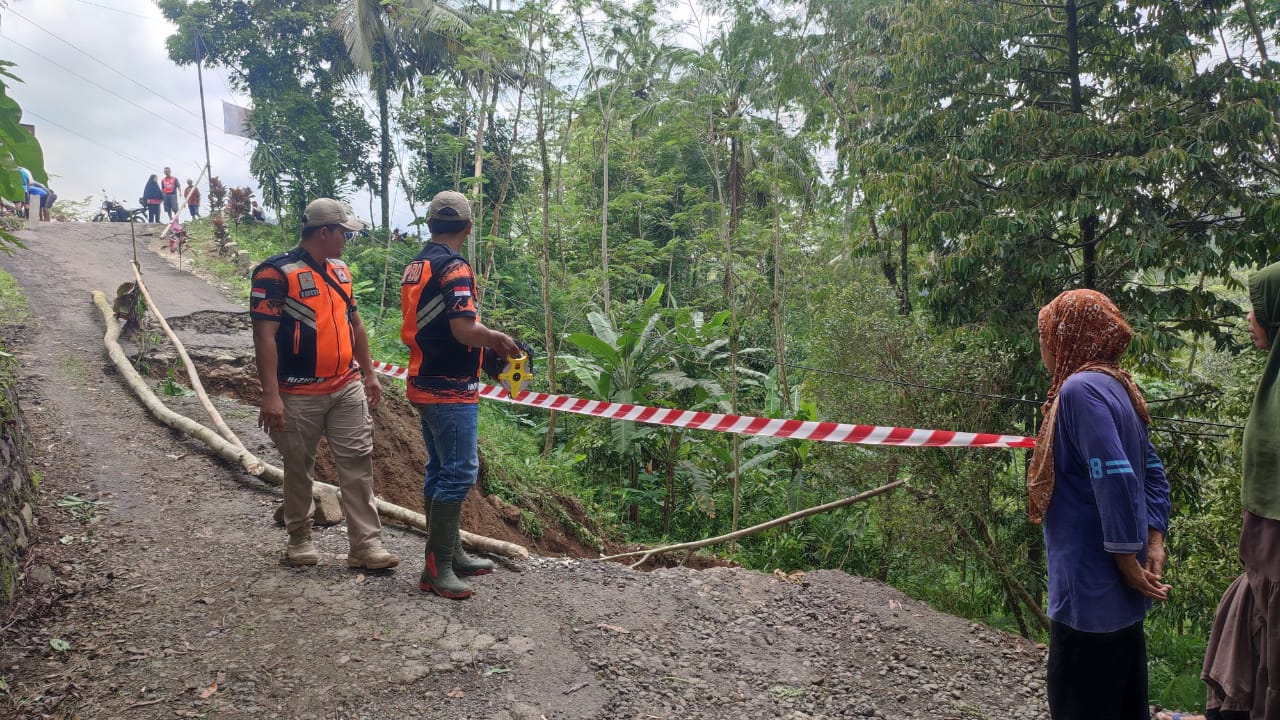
[{"x1": 271, "y1": 380, "x2": 383, "y2": 551}]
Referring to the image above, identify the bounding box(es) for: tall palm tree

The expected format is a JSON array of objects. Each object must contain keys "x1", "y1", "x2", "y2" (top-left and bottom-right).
[{"x1": 335, "y1": 0, "x2": 472, "y2": 231}]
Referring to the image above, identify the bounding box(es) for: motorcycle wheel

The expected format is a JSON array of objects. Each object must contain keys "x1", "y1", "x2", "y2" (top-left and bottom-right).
[{"x1": 92, "y1": 213, "x2": 106, "y2": 222}]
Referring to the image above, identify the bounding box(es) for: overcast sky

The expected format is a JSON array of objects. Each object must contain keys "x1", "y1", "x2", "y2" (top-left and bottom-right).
[{"x1": 1, "y1": 0, "x2": 412, "y2": 228}]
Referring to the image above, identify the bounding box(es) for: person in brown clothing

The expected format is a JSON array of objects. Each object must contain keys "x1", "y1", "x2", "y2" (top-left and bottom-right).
[
  {"x1": 185, "y1": 179, "x2": 201, "y2": 219},
  {"x1": 250, "y1": 198, "x2": 399, "y2": 570}
]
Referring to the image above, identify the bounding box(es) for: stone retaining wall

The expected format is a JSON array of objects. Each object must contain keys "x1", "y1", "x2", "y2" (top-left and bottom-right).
[{"x1": 0, "y1": 354, "x2": 34, "y2": 606}]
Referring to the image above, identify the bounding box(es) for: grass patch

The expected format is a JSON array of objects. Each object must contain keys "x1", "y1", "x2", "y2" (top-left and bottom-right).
[
  {"x1": 0, "y1": 268, "x2": 32, "y2": 326},
  {"x1": 54, "y1": 353, "x2": 87, "y2": 382},
  {"x1": 478, "y1": 403, "x2": 614, "y2": 552},
  {"x1": 1147, "y1": 622, "x2": 1210, "y2": 712},
  {"x1": 178, "y1": 218, "x2": 290, "y2": 304}
]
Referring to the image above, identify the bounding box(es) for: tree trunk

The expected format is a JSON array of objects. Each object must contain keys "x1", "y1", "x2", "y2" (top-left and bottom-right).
[
  {"x1": 479, "y1": 75, "x2": 503, "y2": 288},
  {"x1": 1066, "y1": 0, "x2": 1099, "y2": 289},
  {"x1": 488, "y1": 76, "x2": 526, "y2": 244},
  {"x1": 599, "y1": 110, "x2": 612, "y2": 317},
  {"x1": 377, "y1": 74, "x2": 391, "y2": 234},
  {"x1": 875, "y1": 464, "x2": 900, "y2": 582},
  {"x1": 726, "y1": 231, "x2": 741, "y2": 546},
  {"x1": 1241, "y1": 0, "x2": 1280, "y2": 134},
  {"x1": 898, "y1": 224, "x2": 911, "y2": 315},
  {"x1": 600, "y1": 480, "x2": 906, "y2": 568},
  {"x1": 535, "y1": 18, "x2": 559, "y2": 458},
  {"x1": 662, "y1": 429, "x2": 681, "y2": 534},
  {"x1": 469, "y1": 71, "x2": 490, "y2": 270},
  {"x1": 727, "y1": 122, "x2": 743, "y2": 237},
  {"x1": 770, "y1": 105, "x2": 791, "y2": 413},
  {"x1": 1244, "y1": 0, "x2": 1271, "y2": 65}
]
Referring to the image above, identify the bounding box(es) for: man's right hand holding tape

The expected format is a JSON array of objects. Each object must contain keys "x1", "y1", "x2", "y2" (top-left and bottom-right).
[{"x1": 482, "y1": 340, "x2": 535, "y2": 396}]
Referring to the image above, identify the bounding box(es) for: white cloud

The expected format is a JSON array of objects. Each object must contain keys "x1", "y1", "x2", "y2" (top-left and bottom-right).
[{"x1": 2, "y1": 0, "x2": 261, "y2": 216}]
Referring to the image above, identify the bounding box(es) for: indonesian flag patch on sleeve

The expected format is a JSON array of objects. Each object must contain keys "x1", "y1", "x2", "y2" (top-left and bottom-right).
[
  {"x1": 251, "y1": 288, "x2": 267, "y2": 299},
  {"x1": 453, "y1": 287, "x2": 472, "y2": 298}
]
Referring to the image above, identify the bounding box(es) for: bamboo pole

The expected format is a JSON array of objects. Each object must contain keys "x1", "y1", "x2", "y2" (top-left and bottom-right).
[
  {"x1": 130, "y1": 263, "x2": 251, "y2": 458},
  {"x1": 599, "y1": 480, "x2": 907, "y2": 569},
  {"x1": 91, "y1": 290, "x2": 527, "y2": 559}
]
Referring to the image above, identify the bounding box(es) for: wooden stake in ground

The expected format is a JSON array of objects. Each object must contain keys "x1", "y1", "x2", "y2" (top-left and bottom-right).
[
  {"x1": 90, "y1": 290, "x2": 527, "y2": 560},
  {"x1": 598, "y1": 480, "x2": 906, "y2": 569}
]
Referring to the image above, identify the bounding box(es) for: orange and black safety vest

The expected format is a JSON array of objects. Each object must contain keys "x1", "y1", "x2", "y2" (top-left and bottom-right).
[
  {"x1": 399, "y1": 242, "x2": 482, "y2": 403},
  {"x1": 250, "y1": 247, "x2": 358, "y2": 393}
]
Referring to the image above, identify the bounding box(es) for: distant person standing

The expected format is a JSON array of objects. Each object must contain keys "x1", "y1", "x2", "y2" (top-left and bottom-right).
[
  {"x1": 142, "y1": 174, "x2": 163, "y2": 224},
  {"x1": 18, "y1": 166, "x2": 46, "y2": 219},
  {"x1": 160, "y1": 167, "x2": 180, "y2": 221},
  {"x1": 185, "y1": 179, "x2": 200, "y2": 219},
  {"x1": 39, "y1": 185, "x2": 56, "y2": 221}
]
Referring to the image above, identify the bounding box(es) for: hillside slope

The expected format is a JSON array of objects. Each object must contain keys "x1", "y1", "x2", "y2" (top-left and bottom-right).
[{"x1": 0, "y1": 222, "x2": 1048, "y2": 719}]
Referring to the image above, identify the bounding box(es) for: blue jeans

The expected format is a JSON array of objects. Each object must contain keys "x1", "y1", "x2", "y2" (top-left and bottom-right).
[{"x1": 417, "y1": 402, "x2": 479, "y2": 503}]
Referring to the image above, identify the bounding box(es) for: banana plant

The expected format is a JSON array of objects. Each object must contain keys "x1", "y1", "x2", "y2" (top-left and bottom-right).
[
  {"x1": 562, "y1": 284, "x2": 726, "y2": 525},
  {"x1": 562, "y1": 284, "x2": 669, "y2": 451}
]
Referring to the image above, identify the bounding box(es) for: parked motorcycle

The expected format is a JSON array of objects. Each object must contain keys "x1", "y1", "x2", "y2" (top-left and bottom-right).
[{"x1": 92, "y1": 191, "x2": 147, "y2": 223}]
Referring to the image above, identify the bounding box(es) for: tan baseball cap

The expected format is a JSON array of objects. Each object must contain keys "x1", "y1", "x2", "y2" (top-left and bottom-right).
[
  {"x1": 302, "y1": 198, "x2": 367, "y2": 231},
  {"x1": 427, "y1": 191, "x2": 472, "y2": 222}
]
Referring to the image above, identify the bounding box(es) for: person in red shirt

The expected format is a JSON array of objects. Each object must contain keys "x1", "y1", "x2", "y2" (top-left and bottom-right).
[
  {"x1": 160, "y1": 167, "x2": 180, "y2": 221},
  {"x1": 250, "y1": 198, "x2": 399, "y2": 570},
  {"x1": 184, "y1": 179, "x2": 200, "y2": 219}
]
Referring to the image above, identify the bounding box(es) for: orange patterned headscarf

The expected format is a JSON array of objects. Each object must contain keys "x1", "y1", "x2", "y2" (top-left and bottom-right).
[{"x1": 1026, "y1": 289, "x2": 1150, "y2": 523}]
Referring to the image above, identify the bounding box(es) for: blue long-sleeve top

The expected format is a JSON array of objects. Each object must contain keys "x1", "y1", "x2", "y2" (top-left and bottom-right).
[{"x1": 1044, "y1": 371, "x2": 1171, "y2": 633}]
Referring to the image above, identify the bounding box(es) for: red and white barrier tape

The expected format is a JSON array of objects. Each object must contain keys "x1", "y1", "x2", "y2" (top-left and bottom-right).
[{"x1": 369, "y1": 360, "x2": 1035, "y2": 449}]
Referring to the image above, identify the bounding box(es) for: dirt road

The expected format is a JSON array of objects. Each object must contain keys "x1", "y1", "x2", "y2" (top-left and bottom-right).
[{"x1": 0, "y1": 221, "x2": 1049, "y2": 719}]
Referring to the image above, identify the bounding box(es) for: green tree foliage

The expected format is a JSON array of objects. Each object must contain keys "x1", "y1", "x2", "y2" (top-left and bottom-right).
[
  {"x1": 806, "y1": 267, "x2": 1049, "y2": 631},
  {"x1": 847, "y1": 0, "x2": 1279, "y2": 361},
  {"x1": 0, "y1": 60, "x2": 45, "y2": 245},
  {"x1": 137, "y1": 2, "x2": 1280, "y2": 696},
  {"x1": 336, "y1": 0, "x2": 473, "y2": 230},
  {"x1": 159, "y1": 0, "x2": 376, "y2": 219}
]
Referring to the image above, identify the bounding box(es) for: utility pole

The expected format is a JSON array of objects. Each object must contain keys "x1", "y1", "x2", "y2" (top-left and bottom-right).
[{"x1": 194, "y1": 28, "x2": 213, "y2": 187}]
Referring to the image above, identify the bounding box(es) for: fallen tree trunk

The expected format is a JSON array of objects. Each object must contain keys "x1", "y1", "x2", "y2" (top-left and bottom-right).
[
  {"x1": 130, "y1": 263, "x2": 253, "y2": 462},
  {"x1": 598, "y1": 480, "x2": 906, "y2": 569},
  {"x1": 91, "y1": 290, "x2": 526, "y2": 559},
  {"x1": 93, "y1": 290, "x2": 266, "y2": 476}
]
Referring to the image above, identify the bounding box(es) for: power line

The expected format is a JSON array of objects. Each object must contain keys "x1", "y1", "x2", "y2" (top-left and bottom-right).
[
  {"x1": 67, "y1": 0, "x2": 167, "y2": 22},
  {"x1": 19, "y1": 109, "x2": 156, "y2": 172},
  {"x1": 1, "y1": 36, "x2": 209, "y2": 148},
  {"x1": 8, "y1": 8, "x2": 202, "y2": 123},
  {"x1": 2, "y1": 11, "x2": 247, "y2": 159}
]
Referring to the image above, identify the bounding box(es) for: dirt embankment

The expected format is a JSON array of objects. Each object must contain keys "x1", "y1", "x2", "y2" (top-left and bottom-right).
[{"x1": 0, "y1": 222, "x2": 1049, "y2": 719}]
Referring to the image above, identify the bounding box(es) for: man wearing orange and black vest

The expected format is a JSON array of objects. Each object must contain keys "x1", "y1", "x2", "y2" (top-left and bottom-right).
[
  {"x1": 250, "y1": 198, "x2": 400, "y2": 571},
  {"x1": 400, "y1": 190, "x2": 520, "y2": 599}
]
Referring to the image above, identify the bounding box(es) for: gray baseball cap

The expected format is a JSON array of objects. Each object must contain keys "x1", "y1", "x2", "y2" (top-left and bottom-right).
[
  {"x1": 302, "y1": 198, "x2": 367, "y2": 231},
  {"x1": 427, "y1": 191, "x2": 472, "y2": 222}
]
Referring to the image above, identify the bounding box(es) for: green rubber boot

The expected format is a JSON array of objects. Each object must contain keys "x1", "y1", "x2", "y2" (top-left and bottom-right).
[
  {"x1": 418, "y1": 500, "x2": 472, "y2": 600},
  {"x1": 421, "y1": 497, "x2": 492, "y2": 577},
  {"x1": 453, "y1": 528, "x2": 494, "y2": 577},
  {"x1": 421, "y1": 497, "x2": 431, "y2": 543}
]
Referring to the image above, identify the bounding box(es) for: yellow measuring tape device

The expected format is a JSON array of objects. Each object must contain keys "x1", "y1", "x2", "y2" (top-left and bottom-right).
[{"x1": 498, "y1": 353, "x2": 530, "y2": 396}]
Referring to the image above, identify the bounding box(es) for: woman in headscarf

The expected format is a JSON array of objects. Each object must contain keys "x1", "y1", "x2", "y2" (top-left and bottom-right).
[
  {"x1": 1028, "y1": 288, "x2": 1171, "y2": 720},
  {"x1": 142, "y1": 174, "x2": 163, "y2": 224},
  {"x1": 1182, "y1": 260, "x2": 1280, "y2": 720}
]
